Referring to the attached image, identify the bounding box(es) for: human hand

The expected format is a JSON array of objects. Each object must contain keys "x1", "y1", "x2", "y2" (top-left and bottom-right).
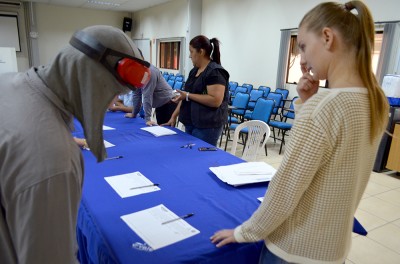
[
  {"x1": 146, "y1": 120, "x2": 158, "y2": 126},
  {"x1": 210, "y1": 229, "x2": 236, "y2": 248},
  {"x1": 297, "y1": 64, "x2": 319, "y2": 103},
  {"x1": 161, "y1": 116, "x2": 177, "y2": 127},
  {"x1": 125, "y1": 113, "x2": 135, "y2": 118},
  {"x1": 172, "y1": 90, "x2": 186, "y2": 103},
  {"x1": 108, "y1": 106, "x2": 120, "y2": 112},
  {"x1": 74, "y1": 137, "x2": 88, "y2": 149}
]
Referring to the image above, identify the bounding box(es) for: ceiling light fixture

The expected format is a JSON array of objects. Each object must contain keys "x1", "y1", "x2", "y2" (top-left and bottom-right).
[{"x1": 87, "y1": 0, "x2": 121, "y2": 7}]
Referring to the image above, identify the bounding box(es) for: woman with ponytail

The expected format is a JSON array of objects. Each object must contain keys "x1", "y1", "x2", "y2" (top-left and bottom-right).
[
  {"x1": 164, "y1": 35, "x2": 230, "y2": 146},
  {"x1": 211, "y1": 1, "x2": 389, "y2": 263}
]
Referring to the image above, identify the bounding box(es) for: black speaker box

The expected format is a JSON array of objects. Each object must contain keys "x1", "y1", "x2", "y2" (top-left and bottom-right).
[{"x1": 123, "y1": 17, "x2": 132, "y2": 32}]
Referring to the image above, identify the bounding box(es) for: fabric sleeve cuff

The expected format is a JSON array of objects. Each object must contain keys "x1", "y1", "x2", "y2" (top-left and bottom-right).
[
  {"x1": 293, "y1": 98, "x2": 304, "y2": 113},
  {"x1": 234, "y1": 225, "x2": 247, "y2": 243}
]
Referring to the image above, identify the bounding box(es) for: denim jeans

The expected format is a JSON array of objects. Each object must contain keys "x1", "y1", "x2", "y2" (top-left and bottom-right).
[
  {"x1": 259, "y1": 245, "x2": 290, "y2": 264},
  {"x1": 184, "y1": 125, "x2": 223, "y2": 146}
]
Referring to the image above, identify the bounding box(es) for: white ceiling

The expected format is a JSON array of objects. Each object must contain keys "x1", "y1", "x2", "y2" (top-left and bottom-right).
[{"x1": 21, "y1": 0, "x2": 175, "y2": 12}]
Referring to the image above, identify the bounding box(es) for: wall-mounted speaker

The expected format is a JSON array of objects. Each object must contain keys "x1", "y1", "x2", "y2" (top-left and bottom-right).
[{"x1": 123, "y1": 17, "x2": 132, "y2": 32}]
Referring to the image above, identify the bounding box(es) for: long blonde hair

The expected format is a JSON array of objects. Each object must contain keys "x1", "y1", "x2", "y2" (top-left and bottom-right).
[{"x1": 300, "y1": 1, "x2": 389, "y2": 141}]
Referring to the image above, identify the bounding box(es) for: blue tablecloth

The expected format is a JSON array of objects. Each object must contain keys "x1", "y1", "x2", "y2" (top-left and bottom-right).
[{"x1": 75, "y1": 112, "x2": 366, "y2": 264}]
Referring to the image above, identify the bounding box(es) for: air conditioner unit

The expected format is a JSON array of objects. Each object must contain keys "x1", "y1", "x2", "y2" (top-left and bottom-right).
[{"x1": 0, "y1": 1, "x2": 22, "y2": 8}]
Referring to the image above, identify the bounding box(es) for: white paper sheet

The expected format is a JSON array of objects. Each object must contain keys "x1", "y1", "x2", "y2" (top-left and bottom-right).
[
  {"x1": 121, "y1": 204, "x2": 200, "y2": 250},
  {"x1": 103, "y1": 125, "x2": 116, "y2": 130},
  {"x1": 209, "y1": 162, "x2": 276, "y2": 186},
  {"x1": 257, "y1": 197, "x2": 264, "y2": 202},
  {"x1": 104, "y1": 171, "x2": 160, "y2": 198},
  {"x1": 140, "y1": 126, "x2": 177, "y2": 137},
  {"x1": 103, "y1": 140, "x2": 115, "y2": 148}
]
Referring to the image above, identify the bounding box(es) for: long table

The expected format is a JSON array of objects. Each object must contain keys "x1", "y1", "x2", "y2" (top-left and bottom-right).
[{"x1": 75, "y1": 112, "x2": 366, "y2": 264}]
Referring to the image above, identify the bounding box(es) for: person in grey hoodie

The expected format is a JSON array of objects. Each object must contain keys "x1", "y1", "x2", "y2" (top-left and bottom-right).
[{"x1": 0, "y1": 25, "x2": 149, "y2": 264}]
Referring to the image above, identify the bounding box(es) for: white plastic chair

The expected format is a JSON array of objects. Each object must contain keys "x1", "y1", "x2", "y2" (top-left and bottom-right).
[{"x1": 230, "y1": 120, "x2": 270, "y2": 161}]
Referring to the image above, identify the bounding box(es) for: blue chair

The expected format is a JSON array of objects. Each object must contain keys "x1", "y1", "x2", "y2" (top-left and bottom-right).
[
  {"x1": 269, "y1": 97, "x2": 298, "y2": 154},
  {"x1": 167, "y1": 79, "x2": 175, "y2": 87},
  {"x1": 163, "y1": 75, "x2": 169, "y2": 81},
  {"x1": 173, "y1": 81, "x2": 183, "y2": 90},
  {"x1": 266, "y1": 92, "x2": 283, "y2": 120},
  {"x1": 229, "y1": 81, "x2": 238, "y2": 93},
  {"x1": 175, "y1": 76, "x2": 184, "y2": 82},
  {"x1": 258, "y1": 86, "x2": 271, "y2": 97},
  {"x1": 246, "y1": 89, "x2": 264, "y2": 110},
  {"x1": 227, "y1": 98, "x2": 275, "y2": 154},
  {"x1": 169, "y1": 76, "x2": 176, "y2": 82},
  {"x1": 219, "y1": 92, "x2": 250, "y2": 148},
  {"x1": 234, "y1": 86, "x2": 248, "y2": 96},
  {"x1": 275, "y1": 88, "x2": 290, "y2": 117},
  {"x1": 242, "y1": 83, "x2": 253, "y2": 93}
]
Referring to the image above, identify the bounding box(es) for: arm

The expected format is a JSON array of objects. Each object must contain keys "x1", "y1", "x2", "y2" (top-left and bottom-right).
[
  {"x1": 211, "y1": 116, "x2": 329, "y2": 247},
  {"x1": 161, "y1": 100, "x2": 181, "y2": 127},
  {"x1": 174, "y1": 84, "x2": 225, "y2": 108}
]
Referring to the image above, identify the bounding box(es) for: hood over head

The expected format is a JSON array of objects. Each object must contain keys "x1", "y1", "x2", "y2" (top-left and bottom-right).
[{"x1": 37, "y1": 25, "x2": 143, "y2": 162}]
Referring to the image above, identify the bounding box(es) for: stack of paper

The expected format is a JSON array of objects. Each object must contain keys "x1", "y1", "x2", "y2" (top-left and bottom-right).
[
  {"x1": 209, "y1": 162, "x2": 276, "y2": 186},
  {"x1": 104, "y1": 171, "x2": 160, "y2": 198},
  {"x1": 140, "y1": 126, "x2": 177, "y2": 137},
  {"x1": 121, "y1": 204, "x2": 200, "y2": 250}
]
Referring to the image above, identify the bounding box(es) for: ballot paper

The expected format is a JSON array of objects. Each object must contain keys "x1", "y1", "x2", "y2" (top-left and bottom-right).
[
  {"x1": 121, "y1": 204, "x2": 200, "y2": 250},
  {"x1": 140, "y1": 126, "x2": 177, "y2": 137},
  {"x1": 103, "y1": 125, "x2": 116, "y2": 130},
  {"x1": 257, "y1": 197, "x2": 264, "y2": 202},
  {"x1": 209, "y1": 162, "x2": 276, "y2": 186},
  {"x1": 104, "y1": 171, "x2": 160, "y2": 198}
]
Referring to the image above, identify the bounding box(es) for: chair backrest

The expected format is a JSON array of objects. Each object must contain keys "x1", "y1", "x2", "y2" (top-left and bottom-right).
[
  {"x1": 169, "y1": 76, "x2": 176, "y2": 82},
  {"x1": 231, "y1": 92, "x2": 250, "y2": 114},
  {"x1": 229, "y1": 81, "x2": 238, "y2": 92},
  {"x1": 275, "y1": 88, "x2": 289, "y2": 107},
  {"x1": 258, "y1": 86, "x2": 271, "y2": 97},
  {"x1": 230, "y1": 120, "x2": 271, "y2": 161},
  {"x1": 167, "y1": 79, "x2": 175, "y2": 87},
  {"x1": 283, "y1": 96, "x2": 299, "y2": 120},
  {"x1": 163, "y1": 75, "x2": 169, "y2": 81},
  {"x1": 173, "y1": 81, "x2": 183, "y2": 90},
  {"x1": 266, "y1": 92, "x2": 283, "y2": 115},
  {"x1": 175, "y1": 76, "x2": 184, "y2": 82},
  {"x1": 242, "y1": 83, "x2": 253, "y2": 93},
  {"x1": 249, "y1": 98, "x2": 275, "y2": 123},
  {"x1": 234, "y1": 86, "x2": 248, "y2": 95},
  {"x1": 249, "y1": 89, "x2": 264, "y2": 102}
]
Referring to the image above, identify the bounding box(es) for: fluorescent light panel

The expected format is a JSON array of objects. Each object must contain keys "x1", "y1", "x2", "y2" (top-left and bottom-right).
[{"x1": 86, "y1": 0, "x2": 120, "y2": 7}]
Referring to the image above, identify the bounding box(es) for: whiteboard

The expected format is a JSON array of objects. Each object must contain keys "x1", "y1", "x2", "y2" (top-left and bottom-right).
[{"x1": 0, "y1": 14, "x2": 21, "y2": 52}]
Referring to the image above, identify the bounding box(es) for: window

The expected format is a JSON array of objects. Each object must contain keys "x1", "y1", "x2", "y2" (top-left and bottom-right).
[
  {"x1": 159, "y1": 41, "x2": 180, "y2": 70},
  {"x1": 286, "y1": 32, "x2": 384, "y2": 86}
]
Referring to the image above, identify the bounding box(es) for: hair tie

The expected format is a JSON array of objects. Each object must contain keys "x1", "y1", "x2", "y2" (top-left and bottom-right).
[
  {"x1": 210, "y1": 42, "x2": 214, "y2": 60},
  {"x1": 344, "y1": 2, "x2": 354, "y2": 11}
]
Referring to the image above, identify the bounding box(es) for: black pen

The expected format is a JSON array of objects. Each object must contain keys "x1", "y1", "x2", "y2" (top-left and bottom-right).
[
  {"x1": 162, "y1": 213, "x2": 194, "y2": 225},
  {"x1": 105, "y1": 155, "x2": 123, "y2": 160},
  {"x1": 129, "y1": 183, "x2": 159, "y2": 190}
]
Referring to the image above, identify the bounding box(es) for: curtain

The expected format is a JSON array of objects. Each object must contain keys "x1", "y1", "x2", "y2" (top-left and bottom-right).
[
  {"x1": 275, "y1": 30, "x2": 291, "y2": 89},
  {"x1": 376, "y1": 23, "x2": 400, "y2": 85}
]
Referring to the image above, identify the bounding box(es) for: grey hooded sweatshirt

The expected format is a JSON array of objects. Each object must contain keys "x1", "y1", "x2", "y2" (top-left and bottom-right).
[{"x1": 0, "y1": 25, "x2": 142, "y2": 263}]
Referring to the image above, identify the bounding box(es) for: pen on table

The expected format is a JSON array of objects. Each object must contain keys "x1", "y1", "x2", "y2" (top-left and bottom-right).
[
  {"x1": 162, "y1": 213, "x2": 194, "y2": 225},
  {"x1": 105, "y1": 155, "x2": 123, "y2": 160},
  {"x1": 129, "y1": 183, "x2": 159, "y2": 190}
]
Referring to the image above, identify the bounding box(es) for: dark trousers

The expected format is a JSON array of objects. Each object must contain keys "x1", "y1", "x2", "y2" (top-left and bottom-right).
[{"x1": 155, "y1": 102, "x2": 178, "y2": 124}]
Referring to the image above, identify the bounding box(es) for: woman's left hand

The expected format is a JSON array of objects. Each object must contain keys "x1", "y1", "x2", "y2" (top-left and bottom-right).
[
  {"x1": 172, "y1": 90, "x2": 187, "y2": 103},
  {"x1": 210, "y1": 229, "x2": 237, "y2": 247}
]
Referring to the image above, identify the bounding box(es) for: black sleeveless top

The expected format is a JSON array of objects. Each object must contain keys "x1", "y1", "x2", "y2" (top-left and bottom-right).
[{"x1": 179, "y1": 61, "x2": 230, "y2": 128}]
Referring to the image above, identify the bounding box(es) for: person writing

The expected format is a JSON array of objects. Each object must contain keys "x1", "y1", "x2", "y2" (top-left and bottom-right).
[
  {"x1": 210, "y1": 1, "x2": 389, "y2": 263},
  {"x1": 125, "y1": 64, "x2": 178, "y2": 126},
  {"x1": 164, "y1": 35, "x2": 230, "y2": 146},
  {"x1": 0, "y1": 25, "x2": 149, "y2": 263}
]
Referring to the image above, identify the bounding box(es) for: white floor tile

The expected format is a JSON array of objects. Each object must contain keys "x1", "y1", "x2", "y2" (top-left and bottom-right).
[
  {"x1": 354, "y1": 208, "x2": 388, "y2": 231},
  {"x1": 363, "y1": 181, "x2": 391, "y2": 196},
  {"x1": 369, "y1": 173, "x2": 400, "y2": 189},
  {"x1": 357, "y1": 196, "x2": 400, "y2": 222},
  {"x1": 367, "y1": 223, "x2": 400, "y2": 254},
  {"x1": 347, "y1": 235, "x2": 400, "y2": 264},
  {"x1": 375, "y1": 189, "x2": 400, "y2": 207}
]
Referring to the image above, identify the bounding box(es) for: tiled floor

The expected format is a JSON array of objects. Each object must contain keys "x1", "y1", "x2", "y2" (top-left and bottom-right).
[{"x1": 220, "y1": 136, "x2": 400, "y2": 264}]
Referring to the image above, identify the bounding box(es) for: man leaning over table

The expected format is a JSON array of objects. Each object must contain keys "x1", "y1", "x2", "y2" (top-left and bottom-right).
[{"x1": 0, "y1": 25, "x2": 149, "y2": 263}]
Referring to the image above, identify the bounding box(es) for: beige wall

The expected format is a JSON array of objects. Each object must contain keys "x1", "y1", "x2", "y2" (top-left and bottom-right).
[{"x1": 36, "y1": 3, "x2": 131, "y2": 65}]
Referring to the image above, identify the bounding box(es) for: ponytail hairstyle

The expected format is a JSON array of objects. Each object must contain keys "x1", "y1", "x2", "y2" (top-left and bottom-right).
[
  {"x1": 189, "y1": 35, "x2": 222, "y2": 65},
  {"x1": 299, "y1": 1, "x2": 389, "y2": 142}
]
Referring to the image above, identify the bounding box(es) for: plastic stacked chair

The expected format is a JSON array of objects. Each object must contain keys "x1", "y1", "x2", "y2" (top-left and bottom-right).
[
  {"x1": 266, "y1": 92, "x2": 283, "y2": 120},
  {"x1": 246, "y1": 89, "x2": 264, "y2": 113},
  {"x1": 167, "y1": 79, "x2": 175, "y2": 88},
  {"x1": 242, "y1": 83, "x2": 253, "y2": 93},
  {"x1": 230, "y1": 120, "x2": 271, "y2": 161},
  {"x1": 258, "y1": 86, "x2": 271, "y2": 97},
  {"x1": 173, "y1": 81, "x2": 183, "y2": 90}
]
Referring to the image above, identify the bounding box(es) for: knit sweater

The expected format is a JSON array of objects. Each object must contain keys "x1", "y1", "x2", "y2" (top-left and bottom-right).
[{"x1": 234, "y1": 88, "x2": 382, "y2": 264}]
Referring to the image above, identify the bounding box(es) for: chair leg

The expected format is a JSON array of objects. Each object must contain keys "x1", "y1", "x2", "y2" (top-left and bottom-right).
[
  {"x1": 272, "y1": 127, "x2": 276, "y2": 143},
  {"x1": 279, "y1": 130, "x2": 286, "y2": 155},
  {"x1": 219, "y1": 123, "x2": 227, "y2": 147},
  {"x1": 224, "y1": 128, "x2": 231, "y2": 151}
]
